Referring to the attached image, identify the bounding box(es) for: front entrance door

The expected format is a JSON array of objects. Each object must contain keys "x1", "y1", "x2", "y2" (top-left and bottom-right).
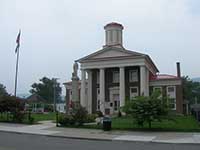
[
  {"x1": 113, "y1": 94, "x2": 120, "y2": 112},
  {"x1": 109, "y1": 87, "x2": 120, "y2": 114}
]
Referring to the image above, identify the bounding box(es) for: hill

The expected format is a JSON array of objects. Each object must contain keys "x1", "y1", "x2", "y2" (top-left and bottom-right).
[{"x1": 192, "y1": 77, "x2": 200, "y2": 82}]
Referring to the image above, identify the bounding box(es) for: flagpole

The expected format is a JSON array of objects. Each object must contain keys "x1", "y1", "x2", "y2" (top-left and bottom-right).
[{"x1": 14, "y1": 46, "x2": 20, "y2": 97}]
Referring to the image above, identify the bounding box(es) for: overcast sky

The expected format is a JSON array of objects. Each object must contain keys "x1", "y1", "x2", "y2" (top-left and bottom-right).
[{"x1": 0, "y1": 0, "x2": 200, "y2": 95}]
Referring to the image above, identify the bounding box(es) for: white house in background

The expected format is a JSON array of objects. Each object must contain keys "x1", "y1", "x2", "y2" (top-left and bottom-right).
[
  {"x1": 64, "y1": 22, "x2": 183, "y2": 115},
  {"x1": 56, "y1": 103, "x2": 66, "y2": 113}
]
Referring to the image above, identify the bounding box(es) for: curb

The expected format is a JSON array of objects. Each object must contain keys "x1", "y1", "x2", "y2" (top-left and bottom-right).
[
  {"x1": 0, "y1": 130, "x2": 112, "y2": 142},
  {"x1": 0, "y1": 130, "x2": 200, "y2": 145}
]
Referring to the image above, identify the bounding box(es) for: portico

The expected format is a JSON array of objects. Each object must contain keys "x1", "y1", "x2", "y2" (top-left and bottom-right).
[{"x1": 79, "y1": 64, "x2": 153, "y2": 114}]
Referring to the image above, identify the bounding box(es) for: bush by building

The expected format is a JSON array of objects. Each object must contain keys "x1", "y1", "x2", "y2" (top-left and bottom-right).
[{"x1": 58, "y1": 106, "x2": 96, "y2": 126}]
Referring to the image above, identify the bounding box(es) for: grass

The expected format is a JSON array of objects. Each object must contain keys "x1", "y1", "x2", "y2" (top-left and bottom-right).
[
  {"x1": 83, "y1": 115, "x2": 200, "y2": 132},
  {"x1": 31, "y1": 113, "x2": 56, "y2": 122},
  {"x1": 0, "y1": 112, "x2": 56, "y2": 124},
  {"x1": 110, "y1": 115, "x2": 200, "y2": 131},
  {"x1": 1, "y1": 112, "x2": 200, "y2": 132}
]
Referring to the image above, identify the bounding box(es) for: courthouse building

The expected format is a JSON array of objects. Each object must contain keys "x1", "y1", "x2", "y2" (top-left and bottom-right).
[{"x1": 64, "y1": 22, "x2": 183, "y2": 115}]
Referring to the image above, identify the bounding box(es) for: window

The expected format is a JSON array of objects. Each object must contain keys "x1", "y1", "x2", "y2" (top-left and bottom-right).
[
  {"x1": 129, "y1": 70, "x2": 138, "y2": 82},
  {"x1": 97, "y1": 72, "x2": 99, "y2": 84},
  {"x1": 114, "y1": 101, "x2": 120, "y2": 111},
  {"x1": 97, "y1": 100, "x2": 100, "y2": 110},
  {"x1": 130, "y1": 87, "x2": 138, "y2": 99},
  {"x1": 113, "y1": 71, "x2": 119, "y2": 83},
  {"x1": 105, "y1": 108, "x2": 110, "y2": 115},
  {"x1": 97, "y1": 88, "x2": 100, "y2": 110},
  {"x1": 97, "y1": 89, "x2": 100, "y2": 94},
  {"x1": 167, "y1": 86, "x2": 176, "y2": 98},
  {"x1": 113, "y1": 94, "x2": 120, "y2": 111},
  {"x1": 110, "y1": 30, "x2": 113, "y2": 42},
  {"x1": 168, "y1": 87, "x2": 175, "y2": 92},
  {"x1": 131, "y1": 88, "x2": 137, "y2": 93},
  {"x1": 167, "y1": 86, "x2": 176, "y2": 110}
]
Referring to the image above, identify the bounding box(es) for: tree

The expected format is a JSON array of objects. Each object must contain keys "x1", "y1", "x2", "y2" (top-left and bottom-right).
[
  {"x1": 123, "y1": 91, "x2": 169, "y2": 128},
  {"x1": 0, "y1": 95, "x2": 25, "y2": 122},
  {"x1": 30, "y1": 77, "x2": 62, "y2": 104},
  {"x1": 182, "y1": 76, "x2": 200, "y2": 104},
  {"x1": 0, "y1": 83, "x2": 8, "y2": 98}
]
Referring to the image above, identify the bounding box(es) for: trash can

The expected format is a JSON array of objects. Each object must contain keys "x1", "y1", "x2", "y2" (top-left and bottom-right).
[{"x1": 103, "y1": 116, "x2": 112, "y2": 131}]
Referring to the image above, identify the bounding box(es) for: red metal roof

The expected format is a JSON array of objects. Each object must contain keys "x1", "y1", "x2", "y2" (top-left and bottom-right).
[
  {"x1": 104, "y1": 22, "x2": 124, "y2": 29},
  {"x1": 150, "y1": 74, "x2": 180, "y2": 81}
]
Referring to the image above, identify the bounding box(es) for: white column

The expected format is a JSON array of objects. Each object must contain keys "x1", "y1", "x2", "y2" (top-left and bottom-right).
[
  {"x1": 140, "y1": 66, "x2": 147, "y2": 96},
  {"x1": 99, "y1": 68, "x2": 105, "y2": 114},
  {"x1": 146, "y1": 68, "x2": 149, "y2": 96},
  {"x1": 113, "y1": 30, "x2": 117, "y2": 44},
  {"x1": 87, "y1": 70, "x2": 92, "y2": 114},
  {"x1": 120, "y1": 67, "x2": 125, "y2": 107},
  {"x1": 80, "y1": 69, "x2": 86, "y2": 107}
]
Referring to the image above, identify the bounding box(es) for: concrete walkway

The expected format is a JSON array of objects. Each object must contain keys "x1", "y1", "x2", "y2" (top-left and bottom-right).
[{"x1": 0, "y1": 121, "x2": 200, "y2": 144}]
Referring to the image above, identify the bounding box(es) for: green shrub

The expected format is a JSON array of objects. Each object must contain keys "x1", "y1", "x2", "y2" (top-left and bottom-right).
[
  {"x1": 85, "y1": 114, "x2": 97, "y2": 123},
  {"x1": 58, "y1": 114, "x2": 75, "y2": 126},
  {"x1": 28, "y1": 116, "x2": 34, "y2": 124},
  {"x1": 58, "y1": 106, "x2": 97, "y2": 126},
  {"x1": 12, "y1": 111, "x2": 26, "y2": 123},
  {"x1": 73, "y1": 106, "x2": 88, "y2": 125},
  {"x1": 96, "y1": 111, "x2": 103, "y2": 117},
  {"x1": 123, "y1": 91, "x2": 170, "y2": 128},
  {"x1": 44, "y1": 104, "x2": 53, "y2": 112},
  {"x1": 118, "y1": 111, "x2": 122, "y2": 117}
]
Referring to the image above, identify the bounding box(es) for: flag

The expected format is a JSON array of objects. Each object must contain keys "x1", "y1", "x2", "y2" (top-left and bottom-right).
[{"x1": 15, "y1": 30, "x2": 21, "y2": 53}]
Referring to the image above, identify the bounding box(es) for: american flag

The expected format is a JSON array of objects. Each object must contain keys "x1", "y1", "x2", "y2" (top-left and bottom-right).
[{"x1": 15, "y1": 30, "x2": 21, "y2": 53}]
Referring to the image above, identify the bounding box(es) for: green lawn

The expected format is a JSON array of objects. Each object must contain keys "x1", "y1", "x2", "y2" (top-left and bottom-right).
[
  {"x1": 1, "y1": 112, "x2": 200, "y2": 132},
  {"x1": 0, "y1": 112, "x2": 56, "y2": 124},
  {"x1": 31, "y1": 113, "x2": 56, "y2": 122},
  {"x1": 111, "y1": 115, "x2": 200, "y2": 131},
  {"x1": 84, "y1": 115, "x2": 200, "y2": 132}
]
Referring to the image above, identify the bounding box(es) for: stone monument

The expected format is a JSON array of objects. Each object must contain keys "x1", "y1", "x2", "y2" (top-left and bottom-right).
[{"x1": 71, "y1": 61, "x2": 80, "y2": 109}]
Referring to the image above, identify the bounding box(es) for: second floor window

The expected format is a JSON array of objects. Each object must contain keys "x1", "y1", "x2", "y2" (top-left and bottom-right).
[
  {"x1": 97, "y1": 72, "x2": 99, "y2": 84},
  {"x1": 112, "y1": 71, "x2": 119, "y2": 83},
  {"x1": 129, "y1": 70, "x2": 138, "y2": 82}
]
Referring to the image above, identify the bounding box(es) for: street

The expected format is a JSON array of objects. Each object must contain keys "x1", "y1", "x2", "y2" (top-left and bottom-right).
[{"x1": 0, "y1": 132, "x2": 199, "y2": 150}]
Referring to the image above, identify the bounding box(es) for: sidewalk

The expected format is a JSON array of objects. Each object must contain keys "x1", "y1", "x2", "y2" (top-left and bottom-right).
[{"x1": 0, "y1": 121, "x2": 200, "y2": 144}]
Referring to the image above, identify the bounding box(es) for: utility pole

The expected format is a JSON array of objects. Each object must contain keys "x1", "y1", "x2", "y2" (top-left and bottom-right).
[
  {"x1": 53, "y1": 78, "x2": 59, "y2": 112},
  {"x1": 53, "y1": 78, "x2": 59, "y2": 127}
]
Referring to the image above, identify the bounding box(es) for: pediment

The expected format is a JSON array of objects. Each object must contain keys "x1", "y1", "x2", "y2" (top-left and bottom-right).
[
  {"x1": 78, "y1": 47, "x2": 144, "y2": 62},
  {"x1": 92, "y1": 49, "x2": 131, "y2": 59}
]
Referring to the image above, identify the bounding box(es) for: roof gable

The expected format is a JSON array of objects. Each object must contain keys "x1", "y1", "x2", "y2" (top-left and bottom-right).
[
  {"x1": 77, "y1": 46, "x2": 159, "y2": 73},
  {"x1": 92, "y1": 49, "x2": 130, "y2": 58},
  {"x1": 77, "y1": 46, "x2": 145, "y2": 62},
  {"x1": 26, "y1": 94, "x2": 47, "y2": 103}
]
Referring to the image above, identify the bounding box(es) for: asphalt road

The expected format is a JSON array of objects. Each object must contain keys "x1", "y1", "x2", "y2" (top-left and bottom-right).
[{"x1": 0, "y1": 132, "x2": 199, "y2": 150}]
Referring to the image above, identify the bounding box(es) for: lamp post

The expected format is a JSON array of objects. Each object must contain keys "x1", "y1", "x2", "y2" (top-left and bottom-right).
[{"x1": 53, "y1": 78, "x2": 59, "y2": 127}]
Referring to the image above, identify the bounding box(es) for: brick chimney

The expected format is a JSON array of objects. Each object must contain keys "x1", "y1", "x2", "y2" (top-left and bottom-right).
[{"x1": 176, "y1": 62, "x2": 181, "y2": 78}]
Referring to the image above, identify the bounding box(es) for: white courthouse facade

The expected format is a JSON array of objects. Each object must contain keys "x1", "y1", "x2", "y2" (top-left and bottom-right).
[{"x1": 64, "y1": 23, "x2": 183, "y2": 115}]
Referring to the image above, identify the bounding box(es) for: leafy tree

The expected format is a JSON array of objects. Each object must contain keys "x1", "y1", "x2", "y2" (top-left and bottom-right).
[
  {"x1": 0, "y1": 83, "x2": 8, "y2": 98},
  {"x1": 0, "y1": 95, "x2": 25, "y2": 122},
  {"x1": 123, "y1": 91, "x2": 169, "y2": 128},
  {"x1": 182, "y1": 76, "x2": 200, "y2": 104},
  {"x1": 30, "y1": 77, "x2": 62, "y2": 104}
]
